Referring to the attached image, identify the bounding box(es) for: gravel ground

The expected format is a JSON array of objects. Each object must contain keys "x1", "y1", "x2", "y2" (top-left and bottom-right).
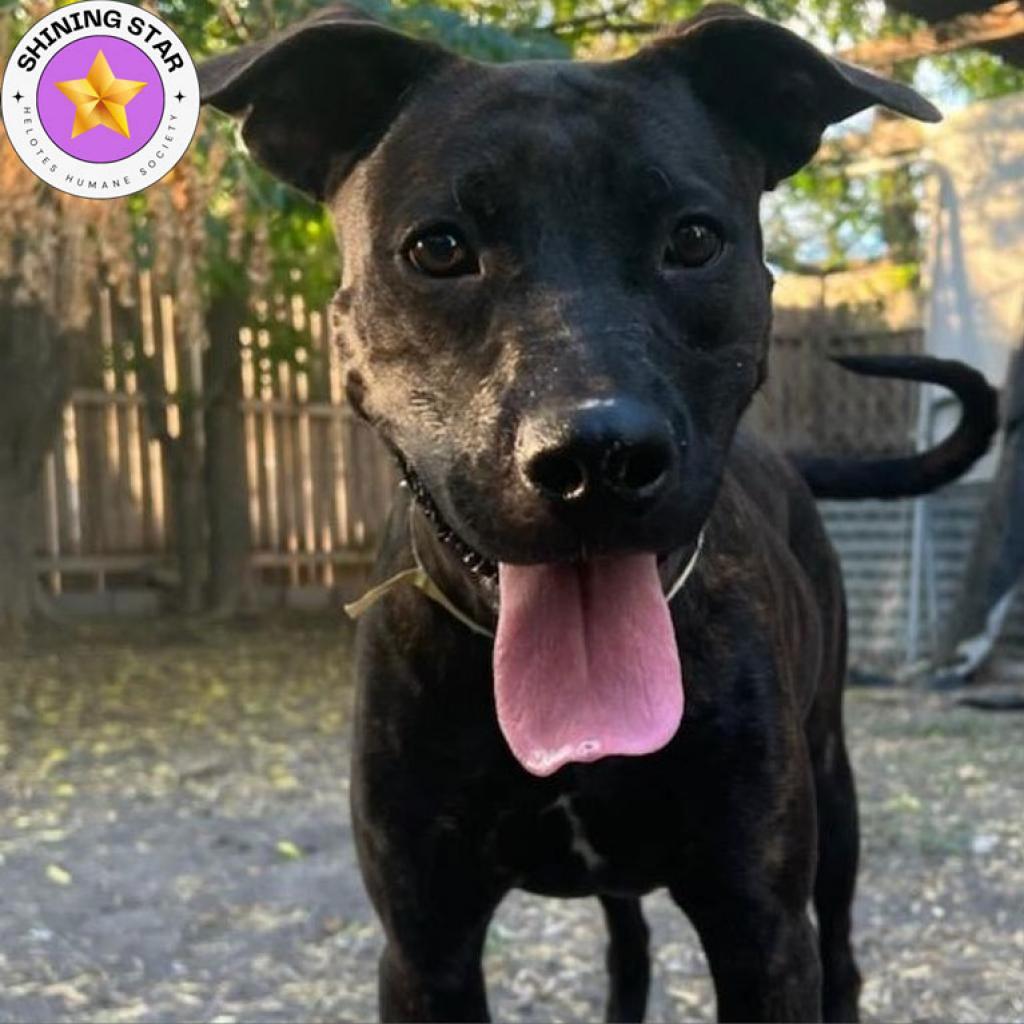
[{"x1": 1, "y1": 617, "x2": 1022, "y2": 1023}]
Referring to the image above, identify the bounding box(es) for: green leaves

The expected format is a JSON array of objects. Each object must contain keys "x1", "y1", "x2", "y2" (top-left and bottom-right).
[
  {"x1": 164, "y1": 0, "x2": 569, "y2": 61},
  {"x1": 150, "y1": 0, "x2": 1024, "y2": 334}
]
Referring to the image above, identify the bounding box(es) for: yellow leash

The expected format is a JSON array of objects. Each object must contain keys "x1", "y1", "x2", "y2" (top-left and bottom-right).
[{"x1": 344, "y1": 507, "x2": 496, "y2": 638}]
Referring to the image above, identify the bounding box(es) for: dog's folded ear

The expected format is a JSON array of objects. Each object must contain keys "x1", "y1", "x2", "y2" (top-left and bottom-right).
[
  {"x1": 198, "y1": 5, "x2": 457, "y2": 200},
  {"x1": 636, "y1": 3, "x2": 941, "y2": 188}
]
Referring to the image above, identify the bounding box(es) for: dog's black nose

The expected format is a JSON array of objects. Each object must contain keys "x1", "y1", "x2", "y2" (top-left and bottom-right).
[{"x1": 518, "y1": 398, "x2": 675, "y2": 507}]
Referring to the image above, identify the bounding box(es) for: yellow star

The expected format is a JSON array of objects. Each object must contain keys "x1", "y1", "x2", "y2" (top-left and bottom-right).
[{"x1": 55, "y1": 50, "x2": 147, "y2": 139}]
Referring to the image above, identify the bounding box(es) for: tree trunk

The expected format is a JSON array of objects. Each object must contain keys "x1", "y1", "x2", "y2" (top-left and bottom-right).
[
  {"x1": 0, "y1": 297, "x2": 73, "y2": 632},
  {"x1": 880, "y1": 164, "x2": 921, "y2": 266},
  {"x1": 204, "y1": 294, "x2": 252, "y2": 614},
  {"x1": 0, "y1": 481, "x2": 38, "y2": 633},
  {"x1": 133, "y1": 283, "x2": 211, "y2": 615},
  {"x1": 166, "y1": 406, "x2": 207, "y2": 615},
  {"x1": 936, "y1": 339, "x2": 1024, "y2": 665}
]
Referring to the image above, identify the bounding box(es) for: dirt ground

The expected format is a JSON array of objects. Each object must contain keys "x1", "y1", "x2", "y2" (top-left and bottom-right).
[{"x1": 1, "y1": 617, "x2": 1022, "y2": 1024}]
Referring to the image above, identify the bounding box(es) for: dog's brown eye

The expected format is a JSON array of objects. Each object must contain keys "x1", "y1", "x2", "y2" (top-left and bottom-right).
[
  {"x1": 665, "y1": 220, "x2": 723, "y2": 269},
  {"x1": 406, "y1": 230, "x2": 478, "y2": 277}
]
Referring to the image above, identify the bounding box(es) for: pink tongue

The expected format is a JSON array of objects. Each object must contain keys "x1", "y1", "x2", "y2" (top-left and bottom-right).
[{"x1": 494, "y1": 555, "x2": 683, "y2": 777}]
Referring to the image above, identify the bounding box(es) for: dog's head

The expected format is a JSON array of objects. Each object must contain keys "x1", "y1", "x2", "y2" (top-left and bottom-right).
[
  {"x1": 201, "y1": 5, "x2": 938, "y2": 774},
  {"x1": 200, "y1": 4, "x2": 937, "y2": 569}
]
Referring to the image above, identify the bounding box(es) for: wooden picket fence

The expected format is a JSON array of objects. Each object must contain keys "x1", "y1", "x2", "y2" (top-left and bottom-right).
[
  {"x1": 235, "y1": 322, "x2": 397, "y2": 587},
  {"x1": 34, "y1": 271, "x2": 395, "y2": 597},
  {"x1": 32, "y1": 271, "x2": 923, "y2": 599}
]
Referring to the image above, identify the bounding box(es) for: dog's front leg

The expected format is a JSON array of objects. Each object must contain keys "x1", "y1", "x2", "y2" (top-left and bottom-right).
[
  {"x1": 676, "y1": 882, "x2": 821, "y2": 1022},
  {"x1": 351, "y1": 586, "x2": 507, "y2": 1022},
  {"x1": 376, "y1": 916, "x2": 494, "y2": 1023},
  {"x1": 356, "y1": 809, "x2": 504, "y2": 1023},
  {"x1": 668, "y1": 726, "x2": 822, "y2": 1022},
  {"x1": 354, "y1": 764, "x2": 505, "y2": 1022}
]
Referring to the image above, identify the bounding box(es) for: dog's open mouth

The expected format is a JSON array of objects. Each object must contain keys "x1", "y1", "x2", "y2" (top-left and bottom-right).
[
  {"x1": 400, "y1": 461, "x2": 498, "y2": 580},
  {"x1": 400, "y1": 460, "x2": 684, "y2": 778}
]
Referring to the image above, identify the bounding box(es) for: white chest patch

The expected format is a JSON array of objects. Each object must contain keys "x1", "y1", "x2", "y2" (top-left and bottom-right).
[{"x1": 554, "y1": 794, "x2": 605, "y2": 872}]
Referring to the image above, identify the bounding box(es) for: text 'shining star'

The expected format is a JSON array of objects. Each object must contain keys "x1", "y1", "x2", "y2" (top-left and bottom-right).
[{"x1": 56, "y1": 50, "x2": 147, "y2": 139}]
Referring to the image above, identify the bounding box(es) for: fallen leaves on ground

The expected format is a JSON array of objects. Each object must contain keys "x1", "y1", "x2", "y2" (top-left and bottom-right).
[{"x1": 1, "y1": 618, "x2": 1022, "y2": 1022}]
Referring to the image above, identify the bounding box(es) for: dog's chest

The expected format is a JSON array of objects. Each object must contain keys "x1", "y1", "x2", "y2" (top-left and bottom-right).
[
  {"x1": 492, "y1": 790, "x2": 668, "y2": 897},
  {"x1": 551, "y1": 794, "x2": 606, "y2": 873}
]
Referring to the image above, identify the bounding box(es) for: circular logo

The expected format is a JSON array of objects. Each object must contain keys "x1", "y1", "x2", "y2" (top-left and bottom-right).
[{"x1": 2, "y1": 1, "x2": 199, "y2": 199}]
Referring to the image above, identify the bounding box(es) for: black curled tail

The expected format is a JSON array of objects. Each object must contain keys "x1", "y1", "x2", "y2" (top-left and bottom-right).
[{"x1": 792, "y1": 355, "x2": 999, "y2": 500}]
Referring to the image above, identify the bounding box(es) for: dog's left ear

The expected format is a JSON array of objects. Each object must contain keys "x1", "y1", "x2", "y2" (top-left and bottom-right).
[
  {"x1": 198, "y1": 5, "x2": 458, "y2": 200},
  {"x1": 634, "y1": 3, "x2": 940, "y2": 189}
]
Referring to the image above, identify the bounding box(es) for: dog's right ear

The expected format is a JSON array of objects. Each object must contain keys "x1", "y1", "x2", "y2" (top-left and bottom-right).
[{"x1": 199, "y1": 5, "x2": 458, "y2": 200}]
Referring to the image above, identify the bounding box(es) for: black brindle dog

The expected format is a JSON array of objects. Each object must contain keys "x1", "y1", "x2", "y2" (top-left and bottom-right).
[{"x1": 200, "y1": 7, "x2": 997, "y2": 1020}]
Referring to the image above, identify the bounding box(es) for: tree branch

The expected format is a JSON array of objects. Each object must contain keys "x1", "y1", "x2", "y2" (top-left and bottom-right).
[
  {"x1": 546, "y1": 1, "x2": 633, "y2": 33},
  {"x1": 767, "y1": 255, "x2": 898, "y2": 276},
  {"x1": 817, "y1": 119, "x2": 925, "y2": 164},
  {"x1": 840, "y1": 1, "x2": 1024, "y2": 67},
  {"x1": 542, "y1": 2, "x2": 662, "y2": 37}
]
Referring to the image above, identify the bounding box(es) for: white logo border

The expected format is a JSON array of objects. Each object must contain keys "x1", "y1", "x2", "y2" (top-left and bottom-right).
[{"x1": 1, "y1": 0, "x2": 200, "y2": 200}]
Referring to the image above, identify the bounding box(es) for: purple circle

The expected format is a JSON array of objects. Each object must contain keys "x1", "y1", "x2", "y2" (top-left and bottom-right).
[{"x1": 37, "y1": 35, "x2": 164, "y2": 164}]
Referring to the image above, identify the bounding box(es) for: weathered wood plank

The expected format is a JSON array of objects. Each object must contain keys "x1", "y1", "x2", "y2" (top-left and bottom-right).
[{"x1": 840, "y1": 1, "x2": 1024, "y2": 67}]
